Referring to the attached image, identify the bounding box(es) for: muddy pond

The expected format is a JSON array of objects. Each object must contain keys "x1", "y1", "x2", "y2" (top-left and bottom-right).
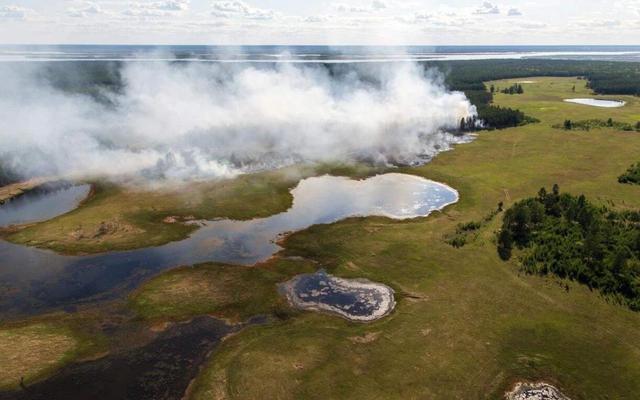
[
  {"x1": 0, "y1": 173, "x2": 458, "y2": 315},
  {"x1": 280, "y1": 270, "x2": 395, "y2": 322}
]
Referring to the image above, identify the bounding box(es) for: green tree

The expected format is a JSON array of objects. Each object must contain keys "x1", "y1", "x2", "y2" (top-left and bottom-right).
[{"x1": 497, "y1": 229, "x2": 513, "y2": 260}]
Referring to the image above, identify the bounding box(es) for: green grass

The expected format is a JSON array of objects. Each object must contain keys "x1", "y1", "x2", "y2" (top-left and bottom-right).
[
  {"x1": 185, "y1": 77, "x2": 640, "y2": 400},
  {"x1": 129, "y1": 258, "x2": 318, "y2": 322}
]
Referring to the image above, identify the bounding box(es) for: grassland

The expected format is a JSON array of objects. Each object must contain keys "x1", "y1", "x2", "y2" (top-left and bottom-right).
[
  {"x1": 0, "y1": 324, "x2": 77, "y2": 389},
  {"x1": 129, "y1": 258, "x2": 318, "y2": 323},
  {"x1": 3, "y1": 77, "x2": 640, "y2": 398},
  {"x1": 0, "y1": 317, "x2": 107, "y2": 391},
  {"x1": 182, "y1": 77, "x2": 640, "y2": 400}
]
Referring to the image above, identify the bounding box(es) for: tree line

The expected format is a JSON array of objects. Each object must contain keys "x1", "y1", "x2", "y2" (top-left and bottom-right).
[
  {"x1": 559, "y1": 119, "x2": 640, "y2": 132},
  {"x1": 497, "y1": 185, "x2": 640, "y2": 310},
  {"x1": 492, "y1": 83, "x2": 524, "y2": 95},
  {"x1": 619, "y1": 163, "x2": 640, "y2": 185}
]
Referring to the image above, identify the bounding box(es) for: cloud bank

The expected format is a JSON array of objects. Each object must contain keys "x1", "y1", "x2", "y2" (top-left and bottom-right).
[{"x1": 0, "y1": 60, "x2": 476, "y2": 182}]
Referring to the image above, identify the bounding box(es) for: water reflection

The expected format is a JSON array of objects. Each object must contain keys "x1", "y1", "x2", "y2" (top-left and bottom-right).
[
  {"x1": 0, "y1": 184, "x2": 91, "y2": 227},
  {"x1": 0, "y1": 173, "x2": 457, "y2": 315}
]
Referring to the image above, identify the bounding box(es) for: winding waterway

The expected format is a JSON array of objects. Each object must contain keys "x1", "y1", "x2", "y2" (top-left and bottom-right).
[{"x1": 0, "y1": 173, "x2": 458, "y2": 316}]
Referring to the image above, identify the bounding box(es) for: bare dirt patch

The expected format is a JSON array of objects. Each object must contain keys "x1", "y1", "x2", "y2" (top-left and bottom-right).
[
  {"x1": 69, "y1": 220, "x2": 144, "y2": 241},
  {"x1": 348, "y1": 332, "x2": 381, "y2": 344}
]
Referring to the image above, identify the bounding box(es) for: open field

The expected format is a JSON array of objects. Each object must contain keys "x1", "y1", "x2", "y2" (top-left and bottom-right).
[
  {"x1": 1, "y1": 77, "x2": 640, "y2": 398},
  {"x1": 185, "y1": 77, "x2": 640, "y2": 399}
]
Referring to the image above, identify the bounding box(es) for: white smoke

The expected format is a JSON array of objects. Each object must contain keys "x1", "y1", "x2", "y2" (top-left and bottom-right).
[{"x1": 0, "y1": 60, "x2": 476, "y2": 182}]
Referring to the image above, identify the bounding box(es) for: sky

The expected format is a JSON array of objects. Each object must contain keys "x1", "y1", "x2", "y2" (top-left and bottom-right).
[{"x1": 0, "y1": 0, "x2": 638, "y2": 45}]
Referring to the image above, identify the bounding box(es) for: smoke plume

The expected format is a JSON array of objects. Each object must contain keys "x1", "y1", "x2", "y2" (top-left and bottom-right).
[{"x1": 0, "y1": 60, "x2": 476, "y2": 182}]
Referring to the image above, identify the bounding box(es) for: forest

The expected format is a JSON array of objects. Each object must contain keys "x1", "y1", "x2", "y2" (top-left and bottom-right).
[
  {"x1": 436, "y1": 59, "x2": 640, "y2": 129},
  {"x1": 497, "y1": 186, "x2": 640, "y2": 310}
]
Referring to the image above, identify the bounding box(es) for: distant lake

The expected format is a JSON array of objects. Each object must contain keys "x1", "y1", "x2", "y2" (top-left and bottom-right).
[
  {"x1": 564, "y1": 98, "x2": 626, "y2": 108},
  {"x1": 1, "y1": 45, "x2": 640, "y2": 63}
]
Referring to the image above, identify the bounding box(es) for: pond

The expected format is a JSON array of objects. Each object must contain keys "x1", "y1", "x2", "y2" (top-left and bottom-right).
[
  {"x1": 0, "y1": 183, "x2": 91, "y2": 227},
  {"x1": 279, "y1": 270, "x2": 395, "y2": 322},
  {"x1": 506, "y1": 382, "x2": 571, "y2": 400},
  {"x1": 0, "y1": 173, "x2": 458, "y2": 315},
  {"x1": 563, "y1": 98, "x2": 626, "y2": 108}
]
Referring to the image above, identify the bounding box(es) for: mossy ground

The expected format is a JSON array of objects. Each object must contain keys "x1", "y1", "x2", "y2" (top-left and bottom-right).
[
  {"x1": 0, "y1": 317, "x2": 106, "y2": 391},
  {"x1": 129, "y1": 258, "x2": 318, "y2": 323}
]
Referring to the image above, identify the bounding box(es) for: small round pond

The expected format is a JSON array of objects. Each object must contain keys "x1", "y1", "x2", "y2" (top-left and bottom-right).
[
  {"x1": 563, "y1": 98, "x2": 626, "y2": 108},
  {"x1": 0, "y1": 183, "x2": 91, "y2": 227},
  {"x1": 280, "y1": 270, "x2": 395, "y2": 322},
  {"x1": 0, "y1": 173, "x2": 458, "y2": 315},
  {"x1": 506, "y1": 382, "x2": 571, "y2": 400}
]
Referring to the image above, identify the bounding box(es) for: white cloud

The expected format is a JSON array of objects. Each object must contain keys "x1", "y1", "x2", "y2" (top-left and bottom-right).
[
  {"x1": 333, "y1": 3, "x2": 371, "y2": 13},
  {"x1": 67, "y1": 2, "x2": 106, "y2": 18},
  {"x1": 414, "y1": 12, "x2": 433, "y2": 22},
  {"x1": 304, "y1": 15, "x2": 329, "y2": 23},
  {"x1": 577, "y1": 19, "x2": 621, "y2": 28},
  {"x1": 473, "y1": 2, "x2": 500, "y2": 15},
  {"x1": 0, "y1": 5, "x2": 33, "y2": 20},
  {"x1": 372, "y1": 1, "x2": 387, "y2": 10},
  {"x1": 155, "y1": 1, "x2": 190, "y2": 11},
  {"x1": 520, "y1": 22, "x2": 547, "y2": 29},
  {"x1": 123, "y1": 1, "x2": 189, "y2": 17},
  {"x1": 211, "y1": 1, "x2": 276, "y2": 20},
  {"x1": 0, "y1": 0, "x2": 638, "y2": 45}
]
